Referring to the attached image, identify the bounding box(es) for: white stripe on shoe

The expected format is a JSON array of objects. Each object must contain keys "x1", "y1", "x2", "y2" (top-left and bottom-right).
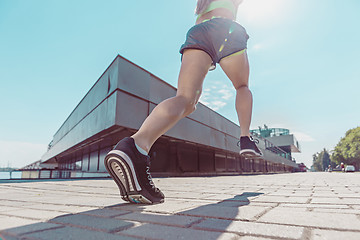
[
  {"x1": 108, "y1": 150, "x2": 142, "y2": 192},
  {"x1": 239, "y1": 149, "x2": 263, "y2": 156}
]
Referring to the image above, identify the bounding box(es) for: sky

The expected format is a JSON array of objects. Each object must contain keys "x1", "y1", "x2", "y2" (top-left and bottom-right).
[{"x1": 0, "y1": 0, "x2": 359, "y2": 169}]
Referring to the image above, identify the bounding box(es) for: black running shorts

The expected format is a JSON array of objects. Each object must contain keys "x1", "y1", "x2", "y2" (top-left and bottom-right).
[{"x1": 179, "y1": 18, "x2": 249, "y2": 70}]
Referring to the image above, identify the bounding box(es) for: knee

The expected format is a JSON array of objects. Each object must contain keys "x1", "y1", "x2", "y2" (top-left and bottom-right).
[
  {"x1": 183, "y1": 98, "x2": 197, "y2": 116},
  {"x1": 176, "y1": 95, "x2": 197, "y2": 117},
  {"x1": 186, "y1": 103, "x2": 197, "y2": 116},
  {"x1": 234, "y1": 84, "x2": 249, "y2": 91}
]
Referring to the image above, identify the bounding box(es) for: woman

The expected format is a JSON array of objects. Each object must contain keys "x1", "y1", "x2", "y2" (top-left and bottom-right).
[{"x1": 104, "y1": 0, "x2": 262, "y2": 204}]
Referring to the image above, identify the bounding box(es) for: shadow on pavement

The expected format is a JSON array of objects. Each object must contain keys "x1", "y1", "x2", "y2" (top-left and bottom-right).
[{"x1": 0, "y1": 192, "x2": 263, "y2": 240}]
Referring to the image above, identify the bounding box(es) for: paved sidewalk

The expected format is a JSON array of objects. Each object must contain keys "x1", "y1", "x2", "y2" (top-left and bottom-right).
[{"x1": 0, "y1": 172, "x2": 360, "y2": 240}]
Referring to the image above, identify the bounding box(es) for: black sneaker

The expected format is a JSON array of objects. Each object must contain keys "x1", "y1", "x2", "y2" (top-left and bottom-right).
[
  {"x1": 104, "y1": 137, "x2": 164, "y2": 204},
  {"x1": 238, "y1": 136, "x2": 263, "y2": 158}
]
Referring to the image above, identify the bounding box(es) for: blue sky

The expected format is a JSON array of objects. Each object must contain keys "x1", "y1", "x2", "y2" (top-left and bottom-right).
[{"x1": 0, "y1": 0, "x2": 359, "y2": 168}]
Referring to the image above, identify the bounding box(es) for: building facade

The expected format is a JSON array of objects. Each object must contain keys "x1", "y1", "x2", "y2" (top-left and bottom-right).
[{"x1": 21, "y1": 55, "x2": 300, "y2": 179}]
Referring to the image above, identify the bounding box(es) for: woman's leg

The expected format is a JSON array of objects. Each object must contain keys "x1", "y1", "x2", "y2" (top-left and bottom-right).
[
  {"x1": 131, "y1": 49, "x2": 212, "y2": 153},
  {"x1": 219, "y1": 50, "x2": 251, "y2": 137}
]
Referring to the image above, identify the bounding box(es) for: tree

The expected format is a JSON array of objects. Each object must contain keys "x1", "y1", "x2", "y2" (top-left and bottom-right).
[
  {"x1": 312, "y1": 149, "x2": 331, "y2": 171},
  {"x1": 312, "y1": 153, "x2": 322, "y2": 171},
  {"x1": 332, "y1": 127, "x2": 360, "y2": 170},
  {"x1": 321, "y1": 149, "x2": 331, "y2": 171}
]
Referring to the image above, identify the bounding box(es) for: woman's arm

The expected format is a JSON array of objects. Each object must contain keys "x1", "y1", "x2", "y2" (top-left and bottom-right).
[
  {"x1": 232, "y1": 0, "x2": 244, "y2": 7},
  {"x1": 231, "y1": 0, "x2": 243, "y2": 18}
]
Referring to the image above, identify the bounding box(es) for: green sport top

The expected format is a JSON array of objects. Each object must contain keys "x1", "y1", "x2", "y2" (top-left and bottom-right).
[{"x1": 197, "y1": 0, "x2": 237, "y2": 19}]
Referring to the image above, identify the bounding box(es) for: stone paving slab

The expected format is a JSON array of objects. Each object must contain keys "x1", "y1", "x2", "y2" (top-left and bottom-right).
[
  {"x1": 0, "y1": 234, "x2": 22, "y2": 240},
  {"x1": 49, "y1": 214, "x2": 135, "y2": 232},
  {"x1": 113, "y1": 199, "x2": 211, "y2": 214},
  {"x1": 310, "y1": 197, "x2": 356, "y2": 205},
  {"x1": 80, "y1": 208, "x2": 131, "y2": 218},
  {"x1": 279, "y1": 203, "x2": 351, "y2": 209},
  {"x1": 0, "y1": 200, "x2": 35, "y2": 208},
  {"x1": 0, "y1": 172, "x2": 360, "y2": 239},
  {"x1": 252, "y1": 195, "x2": 310, "y2": 204},
  {"x1": 201, "y1": 193, "x2": 260, "y2": 201},
  {"x1": 2, "y1": 222, "x2": 61, "y2": 236},
  {"x1": 23, "y1": 203, "x2": 97, "y2": 213},
  {"x1": 0, "y1": 206, "x2": 23, "y2": 213},
  {"x1": 193, "y1": 218, "x2": 304, "y2": 239},
  {"x1": 311, "y1": 208, "x2": 360, "y2": 214},
  {"x1": 120, "y1": 223, "x2": 240, "y2": 240},
  {"x1": 178, "y1": 204, "x2": 271, "y2": 221},
  {"x1": 23, "y1": 226, "x2": 140, "y2": 240},
  {"x1": 312, "y1": 229, "x2": 360, "y2": 240},
  {"x1": 0, "y1": 216, "x2": 39, "y2": 231},
  {"x1": 258, "y1": 206, "x2": 360, "y2": 230},
  {"x1": 3, "y1": 208, "x2": 69, "y2": 221},
  {"x1": 116, "y1": 212, "x2": 202, "y2": 227}
]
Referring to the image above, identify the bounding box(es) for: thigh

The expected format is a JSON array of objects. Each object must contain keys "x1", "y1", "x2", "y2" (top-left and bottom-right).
[
  {"x1": 219, "y1": 50, "x2": 250, "y2": 89},
  {"x1": 177, "y1": 49, "x2": 213, "y2": 103}
]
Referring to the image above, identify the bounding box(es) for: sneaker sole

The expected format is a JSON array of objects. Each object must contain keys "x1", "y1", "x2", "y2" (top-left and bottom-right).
[
  {"x1": 240, "y1": 149, "x2": 263, "y2": 159},
  {"x1": 104, "y1": 150, "x2": 153, "y2": 204}
]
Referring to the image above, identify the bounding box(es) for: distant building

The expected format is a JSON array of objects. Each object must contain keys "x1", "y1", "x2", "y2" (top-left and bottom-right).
[
  {"x1": 251, "y1": 125, "x2": 300, "y2": 161},
  {"x1": 21, "y1": 55, "x2": 300, "y2": 179}
]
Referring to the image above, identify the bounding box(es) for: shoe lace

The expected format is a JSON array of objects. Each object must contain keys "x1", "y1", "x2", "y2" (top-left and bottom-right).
[
  {"x1": 145, "y1": 166, "x2": 155, "y2": 187},
  {"x1": 146, "y1": 165, "x2": 161, "y2": 192},
  {"x1": 250, "y1": 136, "x2": 260, "y2": 144},
  {"x1": 144, "y1": 157, "x2": 162, "y2": 194}
]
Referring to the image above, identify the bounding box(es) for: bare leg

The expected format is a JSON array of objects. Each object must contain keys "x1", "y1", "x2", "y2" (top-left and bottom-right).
[
  {"x1": 219, "y1": 50, "x2": 252, "y2": 137},
  {"x1": 131, "y1": 49, "x2": 212, "y2": 153}
]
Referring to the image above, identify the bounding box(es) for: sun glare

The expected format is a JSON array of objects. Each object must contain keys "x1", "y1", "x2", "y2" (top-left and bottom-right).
[{"x1": 237, "y1": 0, "x2": 292, "y2": 25}]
